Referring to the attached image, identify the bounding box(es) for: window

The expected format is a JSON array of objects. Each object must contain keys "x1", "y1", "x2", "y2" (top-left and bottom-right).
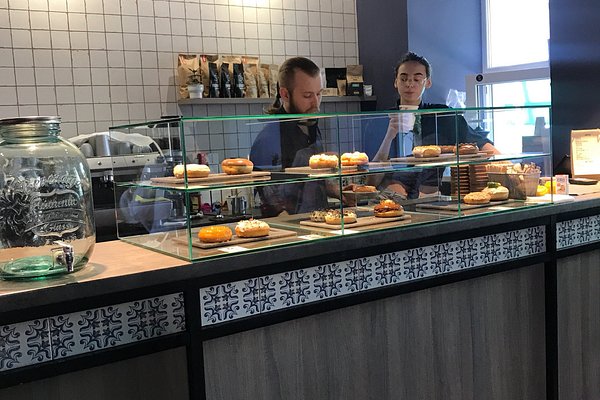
[{"x1": 484, "y1": 0, "x2": 550, "y2": 71}]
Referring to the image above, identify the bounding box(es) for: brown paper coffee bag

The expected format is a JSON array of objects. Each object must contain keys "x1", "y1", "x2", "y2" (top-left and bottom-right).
[{"x1": 177, "y1": 54, "x2": 199, "y2": 99}]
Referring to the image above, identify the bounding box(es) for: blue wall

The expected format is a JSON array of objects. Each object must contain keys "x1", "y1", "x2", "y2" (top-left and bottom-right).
[{"x1": 407, "y1": 0, "x2": 483, "y2": 105}]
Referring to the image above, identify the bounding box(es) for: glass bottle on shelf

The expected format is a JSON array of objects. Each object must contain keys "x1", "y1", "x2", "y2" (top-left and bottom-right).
[{"x1": 0, "y1": 116, "x2": 96, "y2": 279}]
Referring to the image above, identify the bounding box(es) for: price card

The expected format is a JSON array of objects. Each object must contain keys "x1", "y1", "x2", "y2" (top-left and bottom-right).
[
  {"x1": 571, "y1": 129, "x2": 600, "y2": 178},
  {"x1": 218, "y1": 245, "x2": 248, "y2": 253},
  {"x1": 331, "y1": 229, "x2": 359, "y2": 235},
  {"x1": 488, "y1": 206, "x2": 513, "y2": 211},
  {"x1": 298, "y1": 234, "x2": 325, "y2": 240}
]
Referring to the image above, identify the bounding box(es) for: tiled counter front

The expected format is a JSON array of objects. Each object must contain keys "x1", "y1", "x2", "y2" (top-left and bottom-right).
[
  {"x1": 557, "y1": 214, "x2": 600, "y2": 249},
  {"x1": 0, "y1": 293, "x2": 185, "y2": 372},
  {"x1": 200, "y1": 225, "x2": 546, "y2": 326}
]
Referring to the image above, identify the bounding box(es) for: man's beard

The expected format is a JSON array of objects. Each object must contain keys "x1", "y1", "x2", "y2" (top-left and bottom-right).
[{"x1": 288, "y1": 97, "x2": 319, "y2": 127}]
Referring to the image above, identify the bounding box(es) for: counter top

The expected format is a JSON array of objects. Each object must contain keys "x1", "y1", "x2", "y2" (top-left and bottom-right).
[{"x1": 1, "y1": 193, "x2": 599, "y2": 315}]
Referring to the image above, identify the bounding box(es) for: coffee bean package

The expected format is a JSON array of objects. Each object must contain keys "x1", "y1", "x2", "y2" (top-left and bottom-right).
[
  {"x1": 200, "y1": 54, "x2": 219, "y2": 98},
  {"x1": 243, "y1": 64, "x2": 258, "y2": 98},
  {"x1": 219, "y1": 55, "x2": 241, "y2": 76},
  {"x1": 177, "y1": 54, "x2": 199, "y2": 99},
  {"x1": 220, "y1": 62, "x2": 232, "y2": 98},
  {"x1": 258, "y1": 64, "x2": 270, "y2": 98},
  {"x1": 208, "y1": 62, "x2": 220, "y2": 98},
  {"x1": 346, "y1": 64, "x2": 364, "y2": 83},
  {"x1": 269, "y1": 64, "x2": 279, "y2": 98},
  {"x1": 233, "y1": 63, "x2": 244, "y2": 98}
]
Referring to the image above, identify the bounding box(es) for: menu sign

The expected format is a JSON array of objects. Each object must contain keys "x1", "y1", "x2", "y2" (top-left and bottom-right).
[{"x1": 571, "y1": 129, "x2": 600, "y2": 178}]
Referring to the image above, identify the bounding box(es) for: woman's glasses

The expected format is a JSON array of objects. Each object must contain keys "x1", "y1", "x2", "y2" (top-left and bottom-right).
[{"x1": 398, "y1": 76, "x2": 428, "y2": 86}]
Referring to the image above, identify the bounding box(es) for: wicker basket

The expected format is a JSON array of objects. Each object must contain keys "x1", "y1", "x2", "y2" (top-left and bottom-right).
[{"x1": 487, "y1": 172, "x2": 541, "y2": 200}]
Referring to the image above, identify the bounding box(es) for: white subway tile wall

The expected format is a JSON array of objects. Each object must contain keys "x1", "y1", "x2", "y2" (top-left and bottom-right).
[{"x1": 0, "y1": 0, "x2": 358, "y2": 138}]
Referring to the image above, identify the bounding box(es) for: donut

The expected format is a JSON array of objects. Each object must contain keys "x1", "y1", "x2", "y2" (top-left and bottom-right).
[
  {"x1": 173, "y1": 163, "x2": 210, "y2": 178},
  {"x1": 310, "y1": 209, "x2": 329, "y2": 222},
  {"x1": 463, "y1": 192, "x2": 491, "y2": 205},
  {"x1": 309, "y1": 154, "x2": 339, "y2": 169},
  {"x1": 353, "y1": 185, "x2": 377, "y2": 193},
  {"x1": 373, "y1": 199, "x2": 404, "y2": 217},
  {"x1": 235, "y1": 219, "x2": 270, "y2": 238},
  {"x1": 412, "y1": 145, "x2": 441, "y2": 158},
  {"x1": 221, "y1": 158, "x2": 253, "y2": 175},
  {"x1": 341, "y1": 151, "x2": 369, "y2": 166},
  {"x1": 482, "y1": 182, "x2": 509, "y2": 201},
  {"x1": 198, "y1": 225, "x2": 233, "y2": 243},
  {"x1": 456, "y1": 143, "x2": 479, "y2": 155},
  {"x1": 324, "y1": 209, "x2": 357, "y2": 225}
]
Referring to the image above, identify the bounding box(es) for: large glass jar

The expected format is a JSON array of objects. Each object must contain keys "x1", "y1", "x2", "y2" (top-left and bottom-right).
[{"x1": 0, "y1": 116, "x2": 95, "y2": 279}]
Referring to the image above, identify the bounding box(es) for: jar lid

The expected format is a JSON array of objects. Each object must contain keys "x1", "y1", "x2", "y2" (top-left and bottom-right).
[{"x1": 0, "y1": 116, "x2": 61, "y2": 126}]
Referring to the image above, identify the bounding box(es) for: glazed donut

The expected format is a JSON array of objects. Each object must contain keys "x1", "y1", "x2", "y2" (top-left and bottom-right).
[
  {"x1": 324, "y1": 209, "x2": 357, "y2": 225},
  {"x1": 456, "y1": 143, "x2": 479, "y2": 155},
  {"x1": 198, "y1": 225, "x2": 233, "y2": 243},
  {"x1": 221, "y1": 158, "x2": 253, "y2": 175},
  {"x1": 373, "y1": 199, "x2": 404, "y2": 218},
  {"x1": 309, "y1": 154, "x2": 339, "y2": 169},
  {"x1": 173, "y1": 163, "x2": 210, "y2": 178},
  {"x1": 353, "y1": 185, "x2": 377, "y2": 193},
  {"x1": 341, "y1": 151, "x2": 369, "y2": 166},
  {"x1": 412, "y1": 145, "x2": 441, "y2": 158},
  {"x1": 235, "y1": 219, "x2": 270, "y2": 238},
  {"x1": 463, "y1": 192, "x2": 491, "y2": 205}
]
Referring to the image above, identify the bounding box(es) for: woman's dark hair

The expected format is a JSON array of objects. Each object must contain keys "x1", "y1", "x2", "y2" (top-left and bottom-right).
[
  {"x1": 267, "y1": 57, "x2": 320, "y2": 114},
  {"x1": 394, "y1": 52, "x2": 432, "y2": 78}
]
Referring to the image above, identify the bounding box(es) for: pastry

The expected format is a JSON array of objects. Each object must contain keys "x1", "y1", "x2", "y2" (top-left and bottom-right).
[
  {"x1": 173, "y1": 163, "x2": 210, "y2": 178},
  {"x1": 353, "y1": 185, "x2": 377, "y2": 193},
  {"x1": 482, "y1": 182, "x2": 509, "y2": 200},
  {"x1": 341, "y1": 151, "x2": 369, "y2": 166},
  {"x1": 463, "y1": 191, "x2": 491, "y2": 205},
  {"x1": 373, "y1": 199, "x2": 404, "y2": 217},
  {"x1": 221, "y1": 158, "x2": 253, "y2": 175},
  {"x1": 309, "y1": 154, "x2": 339, "y2": 169},
  {"x1": 310, "y1": 209, "x2": 329, "y2": 222},
  {"x1": 456, "y1": 143, "x2": 479, "y2": 155},
  {"x1": 198, "y1": 225, "x2": 233, "y2": 243},
  {"x1": 412, "y1": 145, "x2": 441, "y2": 158},
  {"x1": 235, "y1": 219, "x2": 270, "y2": 238},
  {"x1": 439, "y1": 145, "x2": 455, "y2": 154},
  {"x1": 324, "y1": 209, "x2": 357, "y2": 225}
]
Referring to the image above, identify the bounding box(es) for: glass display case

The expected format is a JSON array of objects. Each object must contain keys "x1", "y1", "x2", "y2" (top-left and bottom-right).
[{"x1": 108, "y1": 105, "x2": 553, "y2": 261}]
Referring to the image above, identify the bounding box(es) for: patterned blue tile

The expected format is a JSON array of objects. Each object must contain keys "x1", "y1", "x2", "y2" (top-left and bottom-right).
[
  {"x1": 23, "y1": 319, "x2": 51, "y2": 366},
  {"x1": 454, "y1": 238, "x2": 481, "y2": 269},
  {"x1": 373, "y1": 252, "x2": 404, "y2": 286},
  {"x1": 477, "y1": 234, "x2": 503, "y2": 265},
  {"x1": 126, "y1": 298, "x2": 172, "y2": 341},
  {"x1": 49, "y1": 315, "x2": 78, "y2": 360},
  {"x1": 343, "y1": 257, "x2": 374, "y2": 292},
  {"x1": 168, "y1": 292, "x2": 186, "y2": 333},
  {"x1": 312, "y1": 263, "x2": 345, "y2": 300},
  {"x1": 428, "y1": 243, "x2": 456, "y2": 275},
  {"x1": 402, "y1": 247, "x2": 431, "y2": 279},
  {"x1": 500, "y1": 230, "x2": 524, "y2": 261},
  {"x1": 557, "y1": 220, "x2": 576, "y2": 249},
  {"x1": 200, "y1": 283, "x2": 242, "y2": 325},
  {"x1": 275, "y1": 268, "x2": 316, "y2": 307},
  {"x1": 239, "y1": 278, "x2": 264, "y2": 317},
  {"x1": 0, "y1": 323, "x2": 25, "y2": 371}
]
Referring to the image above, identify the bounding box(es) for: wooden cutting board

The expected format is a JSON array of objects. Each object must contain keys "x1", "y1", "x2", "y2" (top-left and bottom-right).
[
  {"x1": 172, "y1": 226, "x2": 297, "y2": 249},
  {"x1": 150, "y1": 171, "x2": 270, "y2": 185},
  {"x1": 416, "y1": 199, "x2": 510, "y2": 211},
  {"x1": 284, "y1": 165, "x2": 358, "y2": 174},
  {"x1": 299, "y1": 214, "x2": 411, "y2": 230}
]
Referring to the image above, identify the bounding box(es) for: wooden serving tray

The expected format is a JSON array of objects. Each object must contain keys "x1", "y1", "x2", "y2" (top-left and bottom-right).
[
  {"x1": 284, "y1": 165, "x2": 358, "y2": 174},
  {"x1": 172, "y1": 226, "x2": 297, "y2": 249},
  {"x1": 150, "y1": 171, "x2": 271, "y2": 185},
  {"x1": 299, "y1": 214, "x2": 411, "y2": 230},
  {"x1": 416, "y1": 199, "x2": 510, "y2": 211},
  {"x1": 390, "y1": 152, "x2": 489, "y2": 164}
]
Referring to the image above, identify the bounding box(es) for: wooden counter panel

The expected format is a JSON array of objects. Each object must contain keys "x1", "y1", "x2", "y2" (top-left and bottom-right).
[
  {"x1": 558, "y1": 250, "x2": 600, "y2": 399},
  {"x1": 0, "y1": 347, "x2": 188, "y2": 400},
  {"x1": 203, "y1": 264, "x2": 546, "y2": 400}
]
